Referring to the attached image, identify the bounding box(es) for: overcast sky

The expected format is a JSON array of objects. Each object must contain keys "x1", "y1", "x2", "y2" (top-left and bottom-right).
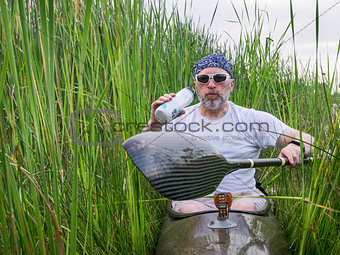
[{"x1": 164, "y1": 0, "x2": 340, "y2": 91}]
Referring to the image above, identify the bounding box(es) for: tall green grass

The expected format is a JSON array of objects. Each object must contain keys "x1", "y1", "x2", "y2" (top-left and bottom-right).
[
  {"x1": 0, "y1": 0, "x2": 338, "y2": 254},
  {"x1": 228, "y1": 2, "x2": 339, "y2": 254}
]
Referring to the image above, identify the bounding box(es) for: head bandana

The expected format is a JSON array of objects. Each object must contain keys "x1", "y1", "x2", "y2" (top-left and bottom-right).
[{"x1": 193, "y1": 53, "x2": 232, "y2": 78}]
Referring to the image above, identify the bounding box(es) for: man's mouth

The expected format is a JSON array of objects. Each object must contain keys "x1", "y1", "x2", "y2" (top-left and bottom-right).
[{"x1": 206, "y1": 93, "x2": 218, "y2": 98}]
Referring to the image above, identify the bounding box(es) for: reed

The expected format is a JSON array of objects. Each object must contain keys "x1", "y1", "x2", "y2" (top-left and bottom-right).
[
  {"x1": 229, "y1": 2, "x2": 339, "y2": 254},
  {"x1": 0, "y1": 0, "x2": 338, "y2": 254}
]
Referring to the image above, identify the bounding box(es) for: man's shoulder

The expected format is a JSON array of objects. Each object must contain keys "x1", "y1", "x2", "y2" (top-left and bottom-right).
[
  {"x1": 229, "y1": 101, "x2": 256, "y2": 115},
  {"x1": 229, "y1": 101, "x2": 277, "y2": 121}
]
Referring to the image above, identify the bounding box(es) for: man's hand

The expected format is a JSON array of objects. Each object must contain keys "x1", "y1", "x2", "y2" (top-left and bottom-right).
[
  {"x1": 277, "y1": 127, "x2": 314, "y2": 168},
  {"x1": 143, "y1": 93, "x2": 185, "y2": 132},
  {"x1": 278, "y1": 143, "x2": 303, "y2": 168}
]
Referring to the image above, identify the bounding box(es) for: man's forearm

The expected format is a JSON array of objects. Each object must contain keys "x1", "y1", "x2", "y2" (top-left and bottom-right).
[
  {"x1": 278, "y1": 127, "x2": 314, "y2": 155},
  {"x1": 293, "y1": 131, "x2": 314, "y2": 155}
]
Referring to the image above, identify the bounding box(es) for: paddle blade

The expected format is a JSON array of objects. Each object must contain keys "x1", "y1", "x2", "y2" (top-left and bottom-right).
[{"x1": 122, "y1": 131, "x2": 228, "y2": 200}]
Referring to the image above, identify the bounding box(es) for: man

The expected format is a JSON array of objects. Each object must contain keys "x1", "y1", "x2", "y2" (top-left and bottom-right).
[{"x1": 143, "y1": 53, "x2": 314, "y2": 213}]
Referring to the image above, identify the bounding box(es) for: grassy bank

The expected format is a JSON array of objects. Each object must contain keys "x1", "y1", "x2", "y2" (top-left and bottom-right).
[{"x1": 0, "y1": 0, "x2": 339, "y2": 254}]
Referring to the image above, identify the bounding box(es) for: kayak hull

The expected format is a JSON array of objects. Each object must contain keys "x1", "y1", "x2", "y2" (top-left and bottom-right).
[{"x1": 156, "y1": 212, "x2": 290, "y2": 255}]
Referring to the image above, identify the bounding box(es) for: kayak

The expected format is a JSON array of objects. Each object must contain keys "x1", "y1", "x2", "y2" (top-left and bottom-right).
[{"x1": 155, "y1": 206, "x2": 291, "y2": 254}]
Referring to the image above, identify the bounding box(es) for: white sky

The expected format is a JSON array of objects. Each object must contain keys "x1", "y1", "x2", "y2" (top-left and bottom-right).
[{"x1": 163, "y1": 0, "x2": 340, "y2": 92}]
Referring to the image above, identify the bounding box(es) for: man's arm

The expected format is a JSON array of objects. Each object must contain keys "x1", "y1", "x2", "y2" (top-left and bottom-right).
[{"x1": 277, "y1": 127, "x2": 314, "y2": 167}]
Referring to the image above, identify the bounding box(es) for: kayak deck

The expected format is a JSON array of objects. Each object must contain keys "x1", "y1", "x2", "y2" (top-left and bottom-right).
[{"x1": 156, "y1": 212, "x2": 291, "y2": 255}]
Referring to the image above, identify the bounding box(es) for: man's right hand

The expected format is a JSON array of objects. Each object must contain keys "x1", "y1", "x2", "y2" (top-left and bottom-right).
[{"x1": 143, "y1": 93, "x2": 185, "y2": 131}]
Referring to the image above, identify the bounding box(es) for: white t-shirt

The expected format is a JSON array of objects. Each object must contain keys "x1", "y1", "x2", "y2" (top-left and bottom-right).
[{"x1": 162, "y1": 101, "x2": 289, "y2": 192}]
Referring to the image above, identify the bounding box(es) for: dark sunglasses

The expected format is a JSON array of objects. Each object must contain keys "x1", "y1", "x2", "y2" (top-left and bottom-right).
[{"x1": 195, "y1": 73, "x2": 230, "y2": 85}]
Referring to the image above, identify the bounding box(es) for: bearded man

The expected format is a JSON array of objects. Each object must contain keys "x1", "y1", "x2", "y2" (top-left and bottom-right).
[{"x1": 143, "y1": 53, "x2": 313, "y2": 213}]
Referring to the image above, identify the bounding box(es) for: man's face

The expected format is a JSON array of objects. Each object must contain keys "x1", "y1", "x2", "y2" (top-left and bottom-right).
[{"x1": 194, "y1": 67, "x2": 234, "y2": 110}]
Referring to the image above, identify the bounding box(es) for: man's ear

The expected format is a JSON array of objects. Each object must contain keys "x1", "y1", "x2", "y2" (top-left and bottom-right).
[
  {"x1": 193, "y1": 81, "x2": 198, "y2": 93},
  {"x1": 230, "y1": 79, "x2": 235, "y2": 92}
]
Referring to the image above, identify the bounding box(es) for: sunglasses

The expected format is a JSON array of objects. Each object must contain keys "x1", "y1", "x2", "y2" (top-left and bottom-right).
[{"x1": 195, "y1": 73, "x2": 231, "y2": 85}]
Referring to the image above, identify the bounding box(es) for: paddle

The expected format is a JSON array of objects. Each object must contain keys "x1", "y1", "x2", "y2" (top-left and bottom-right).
[{"x1": 122, "y1": 131, "x2": 313, "y2": 200}]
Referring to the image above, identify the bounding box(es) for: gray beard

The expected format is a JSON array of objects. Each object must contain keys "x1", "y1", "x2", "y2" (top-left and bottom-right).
[{"x1": 197, "y1": 89, "x2": 230, "y2": 110}]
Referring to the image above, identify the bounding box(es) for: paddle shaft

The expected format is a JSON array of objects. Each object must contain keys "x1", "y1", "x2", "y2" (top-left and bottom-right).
[{"x1": 227, "y1": 157, "x2": 313, "y2": 169}]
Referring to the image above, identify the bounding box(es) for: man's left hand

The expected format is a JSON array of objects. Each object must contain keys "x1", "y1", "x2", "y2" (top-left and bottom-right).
[{"x1": 278, "y1": 143, "x2": 304, "y2": 168}]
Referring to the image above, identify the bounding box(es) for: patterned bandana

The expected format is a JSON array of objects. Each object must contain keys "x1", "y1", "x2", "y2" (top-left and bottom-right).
[{"x1": 193, "y1": 53, "x2": 232, "y2": 78}]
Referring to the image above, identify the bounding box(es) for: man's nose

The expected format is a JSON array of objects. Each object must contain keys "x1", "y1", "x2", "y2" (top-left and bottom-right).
[{"x1": 207, "y1": 77, "x2": 216, "y2": 88}]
